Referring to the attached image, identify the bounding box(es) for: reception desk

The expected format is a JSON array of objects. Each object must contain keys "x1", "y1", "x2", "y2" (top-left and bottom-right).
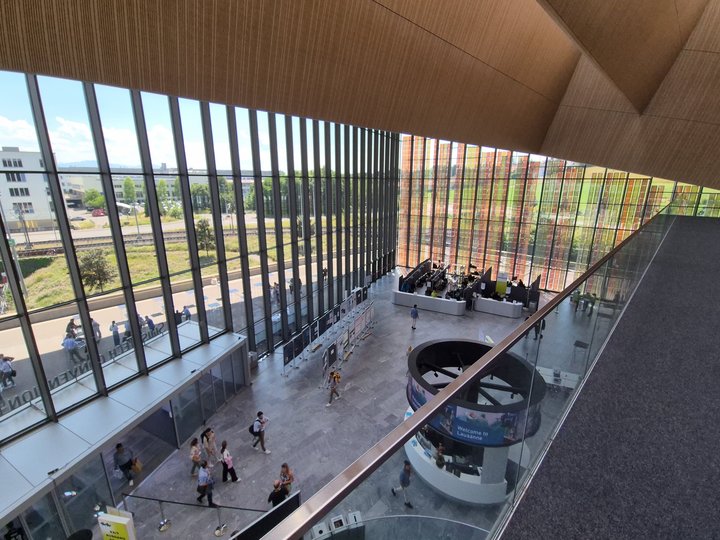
[
  {"x1": 392, "y1": 290, "x2": 466, "y2": 316},
  {"x1": 473, "y1": 297, "x2": 523, "y2": 318}
]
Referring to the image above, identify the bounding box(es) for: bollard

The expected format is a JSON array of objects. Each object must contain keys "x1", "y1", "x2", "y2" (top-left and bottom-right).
[
  {"x1": 157, "y1": 501, "x2": 171, "y2": 532},
  {"x1": 213, "y1": 506, "x2": 227, "y2": 537}
]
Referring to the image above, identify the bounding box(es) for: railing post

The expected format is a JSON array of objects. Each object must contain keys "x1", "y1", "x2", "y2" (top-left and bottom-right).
[
  {"x1": 214, "y1": 506, "x2": 227, "y2": 537},
  {"x1": 158, "y1": 501, "x2": 171, "y2": 532}
]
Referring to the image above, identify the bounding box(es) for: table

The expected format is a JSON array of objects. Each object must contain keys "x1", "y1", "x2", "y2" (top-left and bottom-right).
[
  {"x1": 392, "y1": 290, "x2": 466, "y2": 316},
  {"x1": 473, "y1": 297, "x2": 523, "y2": 318}
]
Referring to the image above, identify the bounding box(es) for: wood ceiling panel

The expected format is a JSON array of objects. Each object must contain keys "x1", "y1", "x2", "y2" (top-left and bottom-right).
[
  {"x1": 686, "y1": 0, "x2": 720, "y2": 51},
  {"x1": 0, "y1": 0, "x2": 559, "y2": 153},
  {"x1": 376, "y1": 0, "x2": 580, "y2": 103},
  {"x1": 540, "y1": 0, "x2": 709, "y2": 112}
]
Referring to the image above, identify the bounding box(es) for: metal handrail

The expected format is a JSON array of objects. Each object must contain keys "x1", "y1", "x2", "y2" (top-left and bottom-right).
[
  {"x1": 266, "y1": 201, "x2": 676, "y2": 539},
  {"x1": 121, "y1": 492, "x2": 265, "y2": 513}
]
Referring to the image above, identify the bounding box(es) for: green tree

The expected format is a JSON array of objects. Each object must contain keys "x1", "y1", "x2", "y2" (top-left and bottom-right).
[
  {"x1": 190, "y1": 183, "x2": 210, "y2": 211},
  {"x1": 78, "y1": 249, "x2": 117, "y2": 293},
  {"x1": 83, "y1": 188, "x2": 105, "y2": 210},
  {"x1": 244, "y1": 183, "x2": 256, "y2": 212},
  {"x1": 123, "y1": 177, "x2": 136, "y2": 203},
  {"x1": 195, "y1": 218, "x2": 215, "y2": 256},
  {"x1": 156, "y1": 179, "x2": 169, "y2": 215}
]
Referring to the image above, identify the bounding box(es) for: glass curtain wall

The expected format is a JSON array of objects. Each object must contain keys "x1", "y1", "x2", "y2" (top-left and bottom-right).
[
  {"x1": 0, "y1": 69, "x2": 399, "y2": 445},
  {"x1": 397, "y1": 134, "x2": 711, "y2": 292}
]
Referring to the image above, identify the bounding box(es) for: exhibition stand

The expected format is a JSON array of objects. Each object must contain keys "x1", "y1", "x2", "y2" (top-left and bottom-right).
[
  {"x1": 405, "y1": 339, "x2": 546, "y2": 505},
  {"x1": 473, "y1": 297, "x2": 523, "y2": 318},
  {"x1": 392, "y1": 290, "x2": 466, "y2": 316}
]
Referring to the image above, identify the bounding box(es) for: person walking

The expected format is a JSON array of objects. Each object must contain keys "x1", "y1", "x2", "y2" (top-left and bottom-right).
[
  {"x1": 0, "y1": 354, "x2": 16, "y2": 388},
  {"x1": 109, "y1": 321, "x2": 120, "y2": 347},
  {"x1": 190, "y1": 438, "x2": 202, "y2": 477},
  {"x1": 182, "y1": 306, "x2": 191, "y2": 321},
  {"x1": 145, "y1": 316, "x2": 155, "y2": 336},
  {"x1": 251, "y1": 411, "x2": 271, "y2": 454},
  {"x1": 279, "y1": 463, "x2": 294, "y2": 494},
  {"x1": 410, "y1": 305, "x2": 419, "y2": 330},
  {"x1": 326, "y1": 369, "x2": 341, "y2": 407},
  {"x1": 391, "y1": 460, "x2": 414, "y2": 508},
  {"x1": 113, "y1": 443, "x2": 136, "y2": 487},
  {"x1": 220, "y1": 441, "x2": 240, "y2": 483},
  {"x1": 201, "y1": 428, "x2": 219, "y2": 465},
  {"x1": 196, "y1": 461, "x2": 218, "y2": 507},
  {"x1": 533, "y1": 319, "x2": 546, "y2": 340},
  {"x1": 267, "y1": 480, "x2": 287, "y2": 508}
]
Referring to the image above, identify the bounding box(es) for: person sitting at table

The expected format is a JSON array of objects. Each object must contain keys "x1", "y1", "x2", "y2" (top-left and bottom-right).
[{"x1": 430, "y1": 289, "x2": 439, "y2": 298}]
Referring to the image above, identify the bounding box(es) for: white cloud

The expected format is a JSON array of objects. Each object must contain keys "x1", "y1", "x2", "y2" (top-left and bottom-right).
[
  {"x1": 0, "y1": 116, "x2": 39, "y2": 151},
  {"x1": 49, "y1": 116, "x2": 96, "y2": 164},
  {"x1": 102, "y1": 126, "x2": 141, "y2": 167}
]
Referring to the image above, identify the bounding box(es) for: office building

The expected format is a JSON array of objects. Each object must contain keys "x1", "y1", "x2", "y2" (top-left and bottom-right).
[{"x1": 0, "y1": 1, "x2": 718, "y2": 539}]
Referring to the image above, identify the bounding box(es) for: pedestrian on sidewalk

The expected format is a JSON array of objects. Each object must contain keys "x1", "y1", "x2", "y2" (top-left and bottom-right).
[
  {"x1": 62, "y1": 333, "x2": 85, "y2": 364},
  {"x1": 190, "y1": 438, "x2": 202, "y2": 477},
  {"x1": 279, "y1": 463, "x2": 294, "y2": 494},
  {"x1": 251, "y1": 411, "x2": 271, "y2": 454},
  {"x1": 220, "y1": 440, "x2": 240, "y2": 483},
  {"x1": 391, "y1": 460, "x2": 414, "y2": 509},
  {"x1": 326, "y1": 369, "x2": 341, "y2": 407},
  {"x1": 267, "y1": 480, "x2": 287, "y2": 508},
  {"x1": 196, "y1": 461, "x2": 218, "y2": 507},
  {"x1": 533, "y1": 319, "x2": 546, "y2": 340},
  {"x1": 110, "y1": 321, "x2": 120, "y2": 347},
  {"x1": 113, "y1": 443, "x2": 136, "y2": 487},
  {"x1": 0, "y1": 354, "x2": 16, "y2": 388},
  {"x1": 410, "y1": 305, "x2": 419, "y2": 330}
]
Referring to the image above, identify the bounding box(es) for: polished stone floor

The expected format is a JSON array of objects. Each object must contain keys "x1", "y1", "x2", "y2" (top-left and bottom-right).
[{"x1": 125, "y1": 270, "x2": 534, "y2": 538}]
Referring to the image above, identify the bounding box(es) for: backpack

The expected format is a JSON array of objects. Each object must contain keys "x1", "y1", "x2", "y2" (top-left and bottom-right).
[{"x1": 249, "y1": 423, "x2": 257, "y2": 436}]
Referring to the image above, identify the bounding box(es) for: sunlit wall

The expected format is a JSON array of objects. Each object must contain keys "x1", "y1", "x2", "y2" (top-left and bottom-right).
[{"x1": 397, "y1": 135, "x2": 720, "y2": 291}]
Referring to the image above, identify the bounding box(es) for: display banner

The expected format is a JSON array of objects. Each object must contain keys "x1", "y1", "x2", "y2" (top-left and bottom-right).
[
  {"x1": 311, "y1": 322, "x2": 319, "y2": 341},
  {"x1": 293, "y1": 336, "x2": 303, "y2": 357},
  {"x1": 302, "y1": 327, "x2": 310, "y2": 348},
  {"x1": 319, "y1": 315, "x2": 327, "y2": 336},
  {"x1": 355, "y1": 289, "x2": 362, "y2": 305},
  {"x1": 406, "y1": 377, "x2": 541, "y2": 447},
  {"x1": 333, "y1": 306, "x2": 341, "y2": 323},
  {"x1": 283, "y1": 343, "x2": 294, "y2": 366},
  {"x1": 328, "y1": 343, "x2": 337, "y2": 366},
  {"x1": 99, "y1": 507, "x2": 137, "y2": 540}
]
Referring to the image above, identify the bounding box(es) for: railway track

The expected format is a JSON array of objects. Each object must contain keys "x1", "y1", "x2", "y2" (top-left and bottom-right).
[{"x1": 14, "y1": 231, "x2": 189, "y2": 258}]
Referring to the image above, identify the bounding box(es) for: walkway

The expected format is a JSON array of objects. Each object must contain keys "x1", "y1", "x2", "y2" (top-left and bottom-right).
[
  {"x1": 124, "y1": 271, "x2": 526, "y2": 537},
  {"x1": 502, "y1": 216, "x2": 720, "y2": 539}
]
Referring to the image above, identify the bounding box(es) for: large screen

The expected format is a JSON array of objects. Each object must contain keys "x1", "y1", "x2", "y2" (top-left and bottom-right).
[{"x1": 406, "y1": 377, "x2": 541, "y2": 447}]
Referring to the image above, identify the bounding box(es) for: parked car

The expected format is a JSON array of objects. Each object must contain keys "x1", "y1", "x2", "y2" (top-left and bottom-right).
[
  {"x1": 91, "y1": 208, "x2": 106, "y2": 217},
  {"x1": 69, "y1": 216, "x2": 87, "y2": 222}
]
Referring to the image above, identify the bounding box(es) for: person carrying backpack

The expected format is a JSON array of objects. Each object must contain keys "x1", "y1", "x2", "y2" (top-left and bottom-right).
[{"x1": 250, "y1": 411, "x2": 271, "y2": 454}]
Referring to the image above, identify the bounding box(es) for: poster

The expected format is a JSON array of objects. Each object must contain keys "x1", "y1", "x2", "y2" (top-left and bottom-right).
[
  {"x1": 99, "y1": 507, "x2": 137, "y2": 540},
  {"x1": 302, "y1": 327, "x2": 310, "y2": 348},
  {"x1": 328, "y1": 343, "x2": 337, "y2": 366},
  {"x1": 293, "y1": 335, "x2": 303, "y2": 357},
  {"x1": 283, "y1": 343, "x2": 294, "y2": 366},
  {"x1": 311, "y1": 322, "x2": 318, "y2": 341},
  {"x1": 355, "y1": 289, "x2": 362, "y2": 305},
  {"x1": 405, "y1": 377, "x2": 541, "y2": 447}
]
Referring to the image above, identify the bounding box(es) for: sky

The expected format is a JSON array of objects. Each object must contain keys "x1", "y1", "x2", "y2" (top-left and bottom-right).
[{"x1": 0, "y1": 70, "x2": 299, "y2": 174}]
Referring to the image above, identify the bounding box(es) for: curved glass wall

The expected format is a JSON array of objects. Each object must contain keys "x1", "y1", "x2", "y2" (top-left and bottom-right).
[{"x1": 397, "y1": 135, "x2": 715, "y2": 291}]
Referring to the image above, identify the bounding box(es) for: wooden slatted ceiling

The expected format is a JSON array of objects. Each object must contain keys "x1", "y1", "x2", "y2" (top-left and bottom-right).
[
  {"x1": 542, "y1": 0, "x2": 720, "y2": 189},
  {"x1": 0, "y1": 0, "x2": 577, "y2": 154},
  {"x1": 538, "y1": 0, "x2": 709, "y2": 113},
  {"x1": 4, "y1": 0, "x2": 720, "y2": 188}
]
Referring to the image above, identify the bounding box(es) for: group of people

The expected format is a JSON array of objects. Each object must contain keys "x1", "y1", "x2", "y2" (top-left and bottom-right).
[
  {"x1": 188, "y1": 412, "x2": 296, "y2": 509},
  {"x1": 109, "y1": 314, "x2": 157, "y2": 348},
  {"x1": 174, "y1": 306, "x2": 192, "y2": 325}
]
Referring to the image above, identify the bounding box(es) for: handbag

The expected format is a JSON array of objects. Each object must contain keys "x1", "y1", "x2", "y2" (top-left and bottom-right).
[
  {"x1": 10, "y1": 369, "x2": 16, "y2": 377},
  {"x1": 113, "y1": 467, "x2": 123, "y2": 480},
  {"x1": 131, "y1": 458, "x2": 143, "y2": 473}
]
